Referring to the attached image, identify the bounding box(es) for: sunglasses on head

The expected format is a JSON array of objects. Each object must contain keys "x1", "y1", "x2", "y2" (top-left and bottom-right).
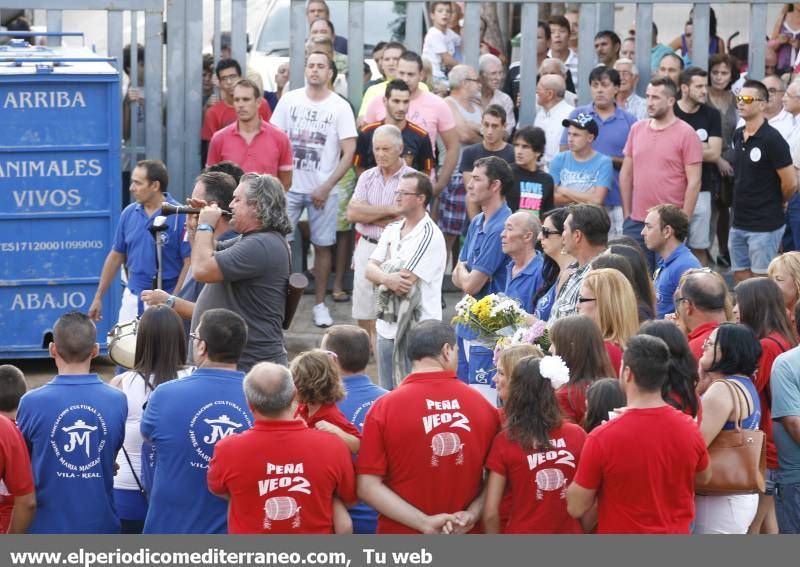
[{"x1": 736, "y1": 95, "x2": 765, "y2": 104}]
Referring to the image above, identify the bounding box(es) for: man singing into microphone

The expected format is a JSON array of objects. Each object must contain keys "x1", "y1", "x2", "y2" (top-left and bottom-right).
[
  {"x1": 190, "y1": 173, "x2": 293, "y2": 370},
  {"x1": 89, "y1": 160, "x2": 190, "y2": 323}
]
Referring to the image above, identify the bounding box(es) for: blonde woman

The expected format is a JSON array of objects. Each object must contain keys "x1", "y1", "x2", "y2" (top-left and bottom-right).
[
  {"x1": 768, "y1": 252, "x2": 800, "y2": 333},
  {"x1": 494, "y1": 343, "x2": 544, "y2": 408},
  {"x1": 577, "y1": 268, "x2": 639, "y2": 374}
]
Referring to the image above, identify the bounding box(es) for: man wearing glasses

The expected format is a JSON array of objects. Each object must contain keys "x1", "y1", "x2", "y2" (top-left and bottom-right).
[
  {"x1": 730, "y1": 79, "x2": 795, "y2": 284},
  {"x1": 201, "y1": 59, "x2": 272, "y2": 164},
  {"x1": 347, "y1": 125, "x2": 417, "y2": 353},
  {"x1": 671, "y1": 268, "x2": 729, "y2": 361},
  {"x1": 365, "y1": 172, "x2": 446, "y2": 390}
]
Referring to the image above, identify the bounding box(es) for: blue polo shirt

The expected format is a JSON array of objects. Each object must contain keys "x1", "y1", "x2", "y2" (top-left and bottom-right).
[
  {"x1": 140, "y1": 367, "x2": 253, "y2": 534},
  {"x1": 459, "y1": 204, "x2": 512, "y2": 298},
  {"x1": 112, "y1": 192, "x2": 191, "y2": 295},
  {"x1": 560, "y1": 104, "x2": 638, "y2": 207},
  {"x1": 337, "y1": 374, "x2": 388, "y2": 534},
  {"x1": 16, "y1": 374, "x2": 127, "y2": 533},
  {"x1": 654, "y1": 243, "x2": 701, "y2": 318},
  {"x1": 457, "y1": 203, "x2": 512, "y2": 341},
  {"x1": 504, "y1": 254, "x2": 545, "y2": 313}
]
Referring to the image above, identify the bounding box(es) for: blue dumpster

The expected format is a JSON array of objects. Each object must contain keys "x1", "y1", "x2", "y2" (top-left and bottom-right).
[{"x1": 0, "y1": 40, "x2": 121, "y2": 357}]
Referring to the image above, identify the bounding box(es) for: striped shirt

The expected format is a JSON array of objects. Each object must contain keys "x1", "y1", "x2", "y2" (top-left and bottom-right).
[{"x1": 351, "y1": 162, "x2": 417, "y2": 241}]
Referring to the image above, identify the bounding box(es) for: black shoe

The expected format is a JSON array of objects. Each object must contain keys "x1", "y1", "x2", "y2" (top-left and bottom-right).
[{"x1": 716, "y1": 253, "x2": 731, "y2": 268}]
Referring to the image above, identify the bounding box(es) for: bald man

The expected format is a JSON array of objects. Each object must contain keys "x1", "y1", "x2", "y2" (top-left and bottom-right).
[
  {"x1": 208, "y1": 362, "x2": 357, "y2": 534},
  {"x1": 501, "y1": 211, "x2": 545, "y2": 314},
  {"x1": 534, "y1": 74, "x2": 574, "y2": 169}
]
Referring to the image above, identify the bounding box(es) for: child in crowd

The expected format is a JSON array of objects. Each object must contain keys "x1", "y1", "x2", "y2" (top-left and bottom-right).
[{"x1": 422, "y1": 2, "x2": 461, "y2": 85}]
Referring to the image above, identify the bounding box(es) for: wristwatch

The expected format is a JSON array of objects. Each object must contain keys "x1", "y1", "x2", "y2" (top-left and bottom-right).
[
  {"x1": 165, "y1": 295, "x2": 176, "y2": 309},
  {"x1": 197, "y1": 223, "x2": 214, "y2": 232}
]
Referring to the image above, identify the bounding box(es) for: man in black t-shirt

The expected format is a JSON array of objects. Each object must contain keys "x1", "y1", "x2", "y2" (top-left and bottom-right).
[
  {"x1": 674, "y1": 67, "x2": 723, "y2": 266},
  {"x1": 731, "y1": 79, "x2": 796, "y2": 283},
  {"x1": 354, "y1": 80, "x2": 434, "y2": 176},
  {"x1": 460, "y1": 104, "x2": 516, "y2": 221}
]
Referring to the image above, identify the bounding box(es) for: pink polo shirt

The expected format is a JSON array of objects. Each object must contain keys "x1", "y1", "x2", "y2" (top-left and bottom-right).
[
  {"x1": 207, "y1": 119, "x2": 293, "y2": 176},
  {"x1": 624, "y1": 118, "x2": 702, "y2": 222}
]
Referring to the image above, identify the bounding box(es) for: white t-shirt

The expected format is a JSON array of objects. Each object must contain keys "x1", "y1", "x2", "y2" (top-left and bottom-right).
[
  {"x1": 533, "y1": 99, "x2": 575, "y2": 169},
  {"x1": 113, "y1": 368, "x2": 194, "y2": 492},
  {"x1": 370, "y1": 214, "x2": 447, "y2": 339},
  {"x1": 270, "y1": 88, "x2": 357, "y2": 193},
  {"x1": 422, "y1": 27, "x2": 462, "y2": 82}
]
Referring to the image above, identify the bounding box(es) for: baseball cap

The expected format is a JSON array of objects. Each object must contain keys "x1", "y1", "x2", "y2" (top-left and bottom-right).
[{"x1": 562, "y1": 112, "x2": 599, "y2": 137}]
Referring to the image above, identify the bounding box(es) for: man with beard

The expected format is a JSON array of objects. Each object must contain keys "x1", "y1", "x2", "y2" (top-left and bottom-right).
[{"x1": 620, "y1": 77, "x2": 702, "y2": 272}]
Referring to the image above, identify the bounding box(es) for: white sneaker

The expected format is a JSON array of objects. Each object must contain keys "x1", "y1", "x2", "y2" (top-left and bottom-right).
[{"x1": 313, "y1": 303, "x2": 333, "y2": 328}]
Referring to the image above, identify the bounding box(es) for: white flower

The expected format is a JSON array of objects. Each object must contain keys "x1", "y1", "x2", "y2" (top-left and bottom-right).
[
  {"x1": 455, "y1": 295, "x2": 473, "y2": 316},
  {"x1": 539, "y1": 355, "x2": 570, "y2": 389}
]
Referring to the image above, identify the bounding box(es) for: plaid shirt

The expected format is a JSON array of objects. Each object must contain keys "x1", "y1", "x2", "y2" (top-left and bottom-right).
[{"x1": 547, "y1": 260, "x2": 592, "y2": 325}]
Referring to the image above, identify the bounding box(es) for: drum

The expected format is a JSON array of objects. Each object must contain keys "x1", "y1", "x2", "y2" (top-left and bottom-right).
[{"x1": 107, "y1": 318, "x2": 138, "y2": 369}]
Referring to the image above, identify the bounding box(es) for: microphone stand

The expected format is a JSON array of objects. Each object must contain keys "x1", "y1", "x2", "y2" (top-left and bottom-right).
[{"x1": 148, "y1": 216, "x2": 169, "y2": 290}]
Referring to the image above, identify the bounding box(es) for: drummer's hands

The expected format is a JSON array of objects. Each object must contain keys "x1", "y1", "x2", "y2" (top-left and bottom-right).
[
  {"x1": 88, "y1": 297, "x2": 103, "y2": 321},
  {"x1": 141, "y1": 289, "x2": 169, "y2": 307}
]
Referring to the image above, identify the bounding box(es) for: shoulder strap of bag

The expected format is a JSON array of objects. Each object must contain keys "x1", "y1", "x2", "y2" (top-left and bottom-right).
[
  {"x1": 727, "y1": 378, "x2": 754, "y2": 429},
  {"x1": 120, "y1": 445, "x2": 147, "y2": 499}
]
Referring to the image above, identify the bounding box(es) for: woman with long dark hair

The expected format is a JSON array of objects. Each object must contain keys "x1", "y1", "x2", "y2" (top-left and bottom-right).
[
  {"x1": 483, "y1": 355, "x2": 586, "y2": 533},
  {"x1": 608, "y1": 243, "x2": 656, "y2": 321},
  {"x1": 532, "y1": 207, "x2": 573, "y2": 321},
  {"x1": 638, "y1": 320, "x2": 700, "y2": 418},
  {"x1": 111, "y1": 305, "x2": 192, "y2": 533},
  {"x1": 695, "y1": 323, "x2": 763, "y2": 534},
  {"x1": 584, "y1": 378, "x2": 627, "y2": 433},
  {"x1": 550, "y1": 314, "x2": 615, "y2": 425},
  {"x1": 735, "y1": 277, "x2": 798, "y2": 534}
]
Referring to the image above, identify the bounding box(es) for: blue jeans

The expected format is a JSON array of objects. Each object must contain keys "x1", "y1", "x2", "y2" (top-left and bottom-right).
[
  {"x1": 377, "y1": 335, "x2": 410, "y2": 391},
  {"x1": 782, "y1": 193, "x2": 800, "y2": 252},
  {"x1": 776, "y1": 482, "x2": 800, "y2": 534},
  {"x1": 729, "y1": 225, "x2": 785, "y2": 274},
  {"x1": 622, "y1": 217, "x2": 656, "y2": 274}
]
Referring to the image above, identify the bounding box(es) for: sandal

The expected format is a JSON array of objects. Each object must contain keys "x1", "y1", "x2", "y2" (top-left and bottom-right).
[{"x1": 332, "y1": 290, "x2": 350, "y2": 302}]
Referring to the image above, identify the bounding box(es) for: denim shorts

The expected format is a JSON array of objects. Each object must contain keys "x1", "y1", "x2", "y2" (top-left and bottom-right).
[
  {"x1": 729, "y1": 225, "x2": 785, "y2": 274},
  {"x1": 286, "y1": 189, "x2": 339, "y2": 247},
  {"x1": 765, "y1": 467, "x2": 778, "y2": 496}
]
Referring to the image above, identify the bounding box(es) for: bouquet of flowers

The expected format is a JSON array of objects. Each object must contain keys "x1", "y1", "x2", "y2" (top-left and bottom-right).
[
  {"x1": 493, "y1": 319, "x2": 552, "y2": 365},
  {"x1": 451, "y1": 293, "x2": 528, "y2": 347}
]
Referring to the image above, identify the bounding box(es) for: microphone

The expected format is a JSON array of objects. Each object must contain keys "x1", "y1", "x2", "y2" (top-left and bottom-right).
[
  {"x1": 161, "y1": 203, "x2": 232, "y2": 217},
  {"x1": 148, "y1": 215, "x2": 169, "y2": 235}
]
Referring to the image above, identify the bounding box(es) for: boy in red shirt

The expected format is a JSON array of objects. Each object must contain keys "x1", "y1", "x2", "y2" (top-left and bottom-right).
[
  {"x1": 0, "y1": 364, "x2": 35, "y2": 533},
  {"x1": 566, "y1": 335, "x2": 711, "y2": 533},
  {"x1": 357, "y1": 321, "x2": 500, "y2": 534},
  {"x1": 208, "y1": 362, "x2": 356, "y2": 534}
]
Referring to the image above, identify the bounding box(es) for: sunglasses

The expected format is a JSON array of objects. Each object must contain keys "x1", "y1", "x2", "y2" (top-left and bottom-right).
[
  {"x1": 736, "y1": 95, "x2": 765, "y2": 104},
  {"x1": 541, "y1": 227, "x2": 562, "y2": 238}
]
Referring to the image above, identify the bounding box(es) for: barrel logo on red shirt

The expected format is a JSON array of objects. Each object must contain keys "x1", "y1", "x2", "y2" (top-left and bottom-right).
[
  {"x1": 258, "y1": 462, "x2": 310, "y2": 531},
  {"x1": 423, "y1": 399, "x2": 471, "y2": 468},
  {"x1": 526, "y1": 437, "x2": 575, "y2": 500}
]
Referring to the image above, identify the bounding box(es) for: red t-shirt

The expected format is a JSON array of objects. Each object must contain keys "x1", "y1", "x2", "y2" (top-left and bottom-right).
[
  {"x1": 486, "y1": 422, "x2": 586, "y2": 534},
  {"x1": 207, "y1": 419, "x2": 356, "y2": 534},
  {"x1": 296, "y1": 403, "x2": 362, "y2": 440},
  {"x1": 556, "y1": 382, "x2": 590, "y2": 426},
  {"x1": 687, "y1": 321, "x2": 718, "y2": 362},
  {"x1": 573, "y1": 405, "x2": 709, "y2": 534},
  {"x1": 206, "y1": 119, "x2": 293, "y2": 175},
  {"x1": 201, "y1": 98, "x2": 272, "y2": 141},
  {"x1": 0, "y1": 416, "x2": 34, "y2": 533},
  {"x1": 756, "y1": 332, "x2": 793, "y2": 469},
  {"x1": 357, "y1": 370, "x2": 500, "y2": 534},
  {"x1": 604, "y1": 341, "x2": 623, "y2": 376}
]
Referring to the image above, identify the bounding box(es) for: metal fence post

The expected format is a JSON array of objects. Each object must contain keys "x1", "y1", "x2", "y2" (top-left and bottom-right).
[
  {"x1": 348, "y1": 1, "x2": 365, "y2": 110},
  {"x1": 290, "y1": 0, "x2": 306, "y2": 95},
  {"x1": 518, "y1": 2, "x2": 539, "y2": 126},
  {"x1": 463, "y1": 2, "x2": 481, "y2": 70},
  {"x1": 578, "y1": 3, "x2": 597, "y2": 105},
  {"x1": 692, "y1": 3, "x2": 710, "y2": 73},
  {"x1": 634, "y1": 3, "x2": 653, "y2": 97}
]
